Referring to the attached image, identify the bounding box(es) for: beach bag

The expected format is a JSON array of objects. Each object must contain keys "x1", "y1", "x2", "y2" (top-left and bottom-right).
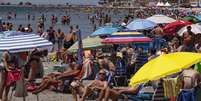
[{"x1": 14, "y1": 78, "x2": 28, "y2": 97}]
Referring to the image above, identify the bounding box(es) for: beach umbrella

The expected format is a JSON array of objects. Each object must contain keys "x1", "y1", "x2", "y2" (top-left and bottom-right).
[
  {"x1": 69, "y1": 36, "x2": 109, "y2": 52},
  {"x1": 194, "y1": 15, "x2": 201, "y2": 21},
  {"x1": 0, "y1": 31, "x2": 53, "y2": 53},
  {"x1": 129, "y1": 52, "x2": 201, "y2": 86},
  {"x1": 126, "y1": 19, "x2": 157, "y2": 31},
  {"x1": 102, "y1": 35, "x2": 152, "y2": 44},
  {"x1": 182, "y1": 16, "x2": 200, "y2": 24},
  {"x1": 146, "y1": 14, "x2": 176, "y2": 24},
  {"x1": 163, "y1": 21, "x2": 192, "y2": 35},
  {"x1": 90, "y1": 26, "x2": 121, "y2": 36},
  {"x1": 112, "y1": 32, "x2": 142, "y2": 36},
  {"x1": 177, "y1": 24, "x2": 201, "y2": 36}
]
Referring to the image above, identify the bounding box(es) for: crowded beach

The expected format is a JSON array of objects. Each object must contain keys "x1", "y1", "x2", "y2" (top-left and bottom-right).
[{"x1": 0, "y1": 5, "x2": 201, "y2": 101}]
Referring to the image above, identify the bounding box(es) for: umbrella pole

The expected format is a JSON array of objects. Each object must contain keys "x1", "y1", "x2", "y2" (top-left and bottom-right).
[
  {"x1": 21, "y1": 66, "x2": 26, "y2": 101},
  {"x1": 22, "y1": 67, "x2": 26, "y2": 101}
]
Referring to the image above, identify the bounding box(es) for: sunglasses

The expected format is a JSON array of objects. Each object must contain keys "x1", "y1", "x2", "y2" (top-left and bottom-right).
[{"x1": 99, "y1": 72, "x2": 106, "y2": 75}]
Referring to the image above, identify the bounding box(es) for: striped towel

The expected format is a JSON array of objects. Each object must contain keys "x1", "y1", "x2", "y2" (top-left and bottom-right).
[{"x1": 78, "y1": 59, "x2": 93, "y2": 80}]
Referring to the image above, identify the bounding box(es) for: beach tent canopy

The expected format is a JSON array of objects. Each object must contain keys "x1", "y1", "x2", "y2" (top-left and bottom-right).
[
  {"x1": 0, "y1": 31, "x2": 53, "y2": 53},
  {"x1": 156, "y1": 2, "x2": 161, "y2": 6},
  {"x1": 90, "y1": 26, "x2": 121, "y2": 36},
  {"x1": 126, "y1": 19, "x2": 157, "y2": 31},
  {"x1": 177, "y1": 24, "x2": 201, "y2": 36},
  {"x1": 129, "y1": 52, "x2": 201, "y2": 86},
  {"x1": 164, "y1": 2, "x2": 171, "y2": 6},
  {"x1": 182, "y1": 16, "x2": 201, "y2": 24},
  {"x1": 147, "y1": 14, "x2": 176, "y2": 24},
  {"x1": 69, "y1": 36, "x2": 109, "y2": 51},
  {"x1": 163, "y1": 20, "x2": 192, "y2": 35},
  {"x1": 156, "y1": 2, "x2": 164, "y2": 6}
]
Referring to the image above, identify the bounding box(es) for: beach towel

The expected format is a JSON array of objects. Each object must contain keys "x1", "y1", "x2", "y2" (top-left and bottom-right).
[{"x1": 78, "y1": 59, "x2": 93, "y2": 80}]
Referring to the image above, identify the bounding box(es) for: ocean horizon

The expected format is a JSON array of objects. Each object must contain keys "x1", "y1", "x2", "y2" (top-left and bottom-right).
[{"x1": 1, "y1": 0, "x2": 99, "y2": 5}]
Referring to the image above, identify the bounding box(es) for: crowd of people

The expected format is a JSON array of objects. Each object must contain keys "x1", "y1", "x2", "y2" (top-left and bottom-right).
[{"x1": 1, "y1": 7, "x2": 201, "y2": 101}]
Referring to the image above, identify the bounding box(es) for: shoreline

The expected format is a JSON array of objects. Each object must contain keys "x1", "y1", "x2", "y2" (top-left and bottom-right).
[{"x1": 0, "y1": 4, "x2": 199, "y2": 10}]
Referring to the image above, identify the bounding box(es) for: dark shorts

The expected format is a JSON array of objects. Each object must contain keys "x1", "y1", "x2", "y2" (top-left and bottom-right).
[
  {"x1": 63, "y1": 41, "x2": 74, "y2": 49},
  {"x1": 0, "y1": 66, "x2": 6, "y2": 72}
]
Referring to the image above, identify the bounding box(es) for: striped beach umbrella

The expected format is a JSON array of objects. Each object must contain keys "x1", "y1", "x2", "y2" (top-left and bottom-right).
[
  {"x1": 0, "y1": 31, "x2": 53, "y2": 53},
  {"x1": 102, "y1": 32, "x2": 152, "y2": 44},
  {"x1": 102, "y1": 36, "x2": 152, "y2": 44}
]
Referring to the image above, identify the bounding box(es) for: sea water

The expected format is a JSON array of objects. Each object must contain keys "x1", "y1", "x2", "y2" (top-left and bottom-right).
[{"x1": 0, "y1": 6, "x2": 127, "y2": 38}]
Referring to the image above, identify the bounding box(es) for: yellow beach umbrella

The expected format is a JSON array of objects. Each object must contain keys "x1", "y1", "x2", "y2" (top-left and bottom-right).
[
  {"x1": 112, "y1": 32, "x2": 142, "y2": 35},
  {"x1": 129, "y1": 52, "x2": 201, "y2": 86}
]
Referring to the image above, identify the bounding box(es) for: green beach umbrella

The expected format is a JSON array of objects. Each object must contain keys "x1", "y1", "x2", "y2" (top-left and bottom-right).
[
  {"x1": 68, "y1": 36, "x2": 109, "y2": 52},
  {"x1": 182, "y1": 16, "x2": 200, "y2": 24}
]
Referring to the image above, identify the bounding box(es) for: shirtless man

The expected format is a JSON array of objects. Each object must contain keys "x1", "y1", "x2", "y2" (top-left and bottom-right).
[{"x1": 80, "y1": 69, "x2": 108, "y2": 101}]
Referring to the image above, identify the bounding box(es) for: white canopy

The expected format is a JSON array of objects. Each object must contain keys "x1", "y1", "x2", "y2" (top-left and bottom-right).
[
  {"x1": 146, "y1": 14, "x2": 176, "y2": 24},
  {"x1": 156, "y1": 2, "x2": 165, "y2": 6},
  {"x1": 164, "y1": 2, "x2": 171, "y2": 6}
]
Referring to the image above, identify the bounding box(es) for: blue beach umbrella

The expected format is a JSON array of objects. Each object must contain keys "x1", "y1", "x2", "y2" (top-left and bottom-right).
[
  {"x1": 90, "y1": 26, "x2": 120, "y2": 36},
  {"x1": 126, "y1": 19, "x2": 157, "y2": 31}
]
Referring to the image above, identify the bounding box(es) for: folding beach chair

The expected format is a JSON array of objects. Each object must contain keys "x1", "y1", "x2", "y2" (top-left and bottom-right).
[
  {"x1": 113, "y1": 59, "x2": 128, "y2": 87},
  {"x1": 151, "y1": 81, "x2": 169, "y2": 101}
]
